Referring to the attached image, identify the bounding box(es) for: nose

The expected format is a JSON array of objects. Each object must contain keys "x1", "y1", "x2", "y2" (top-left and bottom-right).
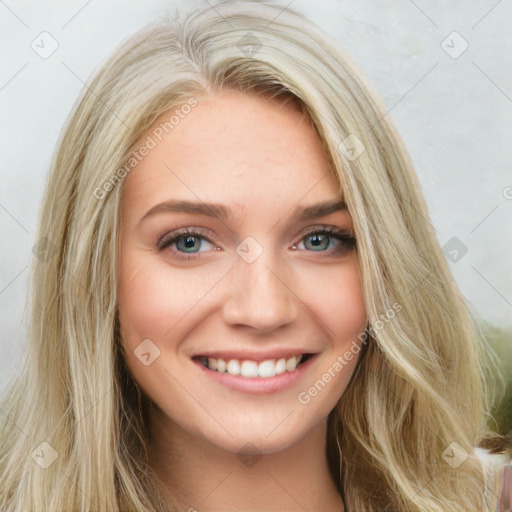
[{"x1": 222, "y1": 250, "x2": 298, "y2": 333}]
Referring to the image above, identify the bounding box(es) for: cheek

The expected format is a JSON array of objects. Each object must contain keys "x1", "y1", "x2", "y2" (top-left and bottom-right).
[
  {"x1": 307, "y1": 257, "x2": 366, "y2": 342},
  {"x1": 293, "y1": 261, "x2": 366, "y2": 415},
  {"x1": 117, "y1": 252, "x2": 190, "y2": 346},
  {"x1": 336, "y1": 269, "x2": 366, "y2": 338}
]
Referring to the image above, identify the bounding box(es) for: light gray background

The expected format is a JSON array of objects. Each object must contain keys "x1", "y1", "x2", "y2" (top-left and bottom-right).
[{"x1": 1, "y1": 0, "x2": 511, "y2": 397}]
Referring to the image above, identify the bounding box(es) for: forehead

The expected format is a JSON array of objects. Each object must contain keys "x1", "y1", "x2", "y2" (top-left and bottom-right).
[{"x1": 121, "y1": 88, "x2": 342, "y2": 222}]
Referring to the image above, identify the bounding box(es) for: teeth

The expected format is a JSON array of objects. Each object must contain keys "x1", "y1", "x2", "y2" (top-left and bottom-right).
[
  {"x1": 275, "y1": 358, "x2": 287, "y2": 375},
  {"x1": 198, "y1": 354, "x2": 305, "y2": 378},
  {"x1": 286, "y1": 356, "x2": 298, "y2": 372},
  {"x1": 258, "y1": 360, "x2": 276, "y2": 378},
  {"x1": 217, "y1": 358, "x2": 226, "y2": 373},
  {"x1": 240, "y1": 360, "x2": 258, "y2": 378},
  {"x1": 227, "y1": 359, "x2": 240, "y2": 375}
]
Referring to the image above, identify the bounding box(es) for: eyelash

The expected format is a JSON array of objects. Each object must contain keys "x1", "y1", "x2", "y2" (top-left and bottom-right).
[{"x1": 156, "y1": 226, "x2": 356, "y2": 262}]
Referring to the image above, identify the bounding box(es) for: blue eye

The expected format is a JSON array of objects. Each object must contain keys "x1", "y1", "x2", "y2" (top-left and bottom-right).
[
  {"x1": 171, "y1": 233, "x2": 214, "y2": 254},
  {"x1": 156, "y1": 228, "x2": 217, "y2": 261},
  {"x1": 296, "y1": 227, "x2": 355, "y2": 255},
  {"x1": 157, "y1": 226, "x2": 356, "y2": 261}
]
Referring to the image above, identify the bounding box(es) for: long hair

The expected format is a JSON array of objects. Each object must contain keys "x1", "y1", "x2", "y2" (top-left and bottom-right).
[{"x1": 0, "y1": 1, "x2": 506, "y2": 510}]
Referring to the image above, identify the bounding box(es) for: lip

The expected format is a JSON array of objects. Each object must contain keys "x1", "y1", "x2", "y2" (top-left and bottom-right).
[
  {"x1": 192, "y1": 353, "x2": 319, "y2": 394},
  {"x1": 191, "y1": 348, "x2": 314, "y2": 362}
]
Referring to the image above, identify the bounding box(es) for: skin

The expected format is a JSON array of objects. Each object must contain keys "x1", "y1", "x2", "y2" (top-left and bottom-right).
[{"x1": 118, "y1": 88, "x2": 367, "y2": 512}]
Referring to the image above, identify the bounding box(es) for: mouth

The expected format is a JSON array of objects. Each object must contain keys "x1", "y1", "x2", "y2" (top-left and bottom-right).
[{"x1": 191, "y1": 353, "x2": 315, "y2": 379}]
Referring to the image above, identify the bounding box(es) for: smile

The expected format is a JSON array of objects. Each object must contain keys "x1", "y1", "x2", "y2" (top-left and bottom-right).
[
  {"x1": 194, "y1": 354, "x2": 314, "y2": 378},
  {"x1": 191, "y1": 352, "x2": 318, "y2": 394}
]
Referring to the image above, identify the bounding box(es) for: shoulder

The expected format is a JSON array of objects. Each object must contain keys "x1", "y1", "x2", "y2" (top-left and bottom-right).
[{"x1": 473, "y1": 446, "x2": 512, "y2": 510}]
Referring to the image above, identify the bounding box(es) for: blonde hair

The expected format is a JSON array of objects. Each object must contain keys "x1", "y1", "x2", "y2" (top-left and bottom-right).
[{"x1": 0, "y1": 1, "x2": 506, "y2": 510}]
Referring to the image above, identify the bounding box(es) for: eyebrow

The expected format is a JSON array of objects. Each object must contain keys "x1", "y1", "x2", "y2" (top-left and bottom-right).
[{"x1": 138, "y1": 198, "x2": 347, "y2": 225}]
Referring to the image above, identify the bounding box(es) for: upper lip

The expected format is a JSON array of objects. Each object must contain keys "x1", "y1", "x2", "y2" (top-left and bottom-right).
[{"x1": 192, "y1": 349, "x2": 317, "y2": 362}]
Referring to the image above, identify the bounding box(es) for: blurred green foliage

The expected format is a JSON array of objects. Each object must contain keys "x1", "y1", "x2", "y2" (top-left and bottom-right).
[{"x1": 479, "y1": 321, "x2": 512, "y2": 441}]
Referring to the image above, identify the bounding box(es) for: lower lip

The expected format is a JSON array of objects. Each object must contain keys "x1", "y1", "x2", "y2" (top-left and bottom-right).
[{"x1": 192, "y1": 355, "x2": 318, "y2": 394}]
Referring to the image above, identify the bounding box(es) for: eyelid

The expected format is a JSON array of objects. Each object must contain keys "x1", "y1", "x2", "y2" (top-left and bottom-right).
[
  {"x1": 293, "y1": 225, "x2": 356, "y2": 254},
  {"x1": 156, "y1": 226, "x2": 220, "y2": 249},
  {"x1": 156, "y1": 224, "x2": 354, "y2": 246},
  {"x1": 296, "y1": 224, "x2": 354, "y2": 240},
  {"x1": 156, "y1": 224, "x2": 355, "y2": 261}
]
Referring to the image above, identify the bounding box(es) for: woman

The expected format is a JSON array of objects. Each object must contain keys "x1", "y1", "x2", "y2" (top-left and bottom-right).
[{"x1": 0, "y1": 1, "x2": 509, "y2": 511}]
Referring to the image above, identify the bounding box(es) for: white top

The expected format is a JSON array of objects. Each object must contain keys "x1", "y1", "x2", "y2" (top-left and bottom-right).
[{"x1": 474, "y1": 447, "x2": 512, "y2": 509}]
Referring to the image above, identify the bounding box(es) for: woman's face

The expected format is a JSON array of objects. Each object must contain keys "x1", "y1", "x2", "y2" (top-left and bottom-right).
[{"x1": 118, "y1": 88, "x2": 367, "y2": 455}]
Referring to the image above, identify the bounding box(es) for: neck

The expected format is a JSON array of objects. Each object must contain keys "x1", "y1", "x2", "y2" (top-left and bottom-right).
[{"x1": 148, "y1": 411, "x2": 344, "y2": 512}]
